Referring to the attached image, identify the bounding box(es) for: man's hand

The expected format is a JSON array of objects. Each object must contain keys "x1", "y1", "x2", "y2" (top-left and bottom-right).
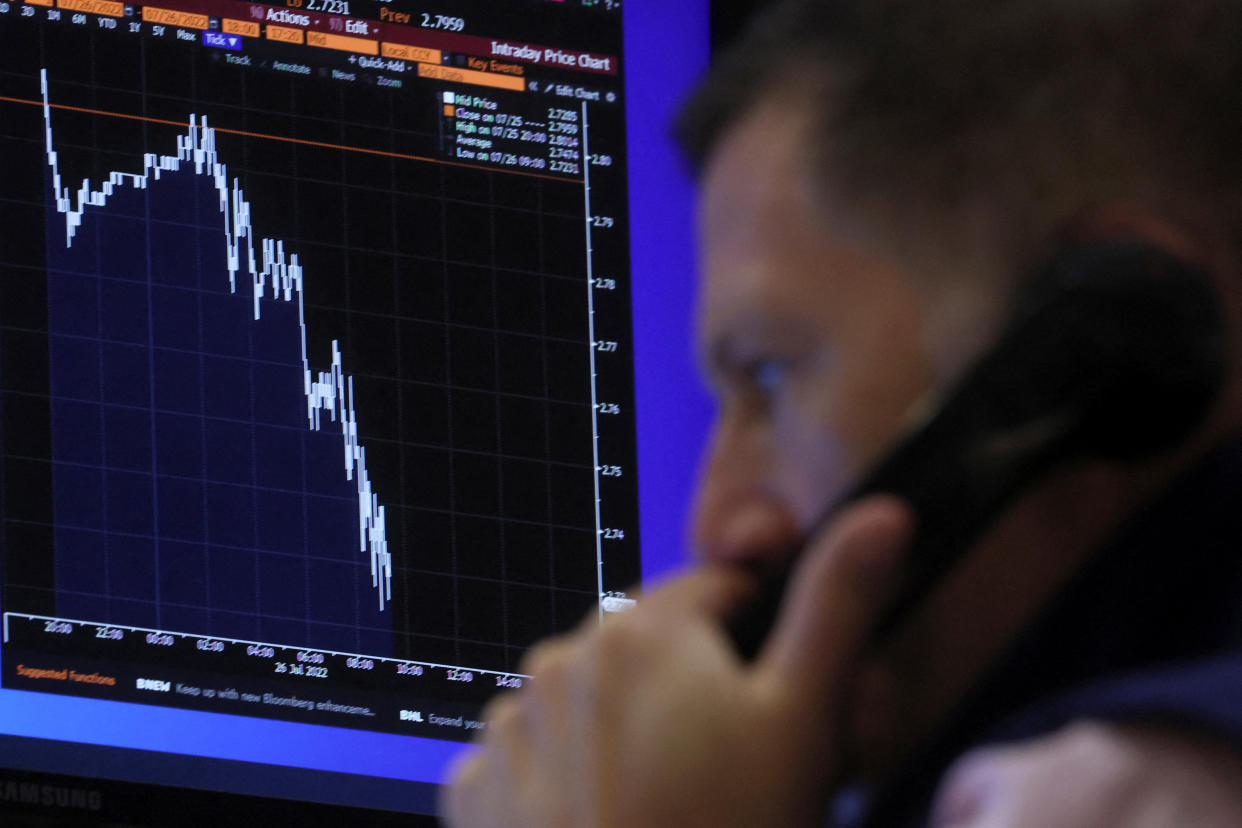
[
  {"x1": 441, "y1": 497, "x2": 912, "y2": 828},
  {"x1": 931, "y1": 721, "x2": 1242, "y2": 827}
]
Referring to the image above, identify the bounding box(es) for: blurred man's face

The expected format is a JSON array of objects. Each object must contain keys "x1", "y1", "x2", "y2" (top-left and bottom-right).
[{"x1": 693, "y1": 101, "x2": 946, "y2": 568}]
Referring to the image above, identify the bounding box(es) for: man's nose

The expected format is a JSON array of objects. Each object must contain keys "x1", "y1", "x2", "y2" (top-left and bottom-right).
[{"x1": 693, "y1": 425, "x2": 800, "y2": 569}]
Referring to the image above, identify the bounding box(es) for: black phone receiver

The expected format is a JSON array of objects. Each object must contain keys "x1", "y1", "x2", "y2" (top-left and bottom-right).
[{"x1": 727, "y1": 239, "x2": 1227, "y2": 659}]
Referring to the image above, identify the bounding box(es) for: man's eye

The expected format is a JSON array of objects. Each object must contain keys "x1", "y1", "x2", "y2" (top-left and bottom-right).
[{"x1": 746, "y1": 359, "x2": 787, "y2": 397}]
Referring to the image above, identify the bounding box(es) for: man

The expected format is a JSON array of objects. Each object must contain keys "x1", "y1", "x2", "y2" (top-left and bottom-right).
[{"x1": 445, "y1": 0, "x2": 1242, "y2": 824}]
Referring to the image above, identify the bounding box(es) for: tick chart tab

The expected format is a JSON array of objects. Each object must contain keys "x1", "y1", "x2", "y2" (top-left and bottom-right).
[{"x1": 0, "y1": 0, "x2": 638, "y2": 740}]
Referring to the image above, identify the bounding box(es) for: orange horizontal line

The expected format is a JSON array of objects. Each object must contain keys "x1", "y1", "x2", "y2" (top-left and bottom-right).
[{"x1": 0, "y1": 95, "x2": 577, "y2": 184}]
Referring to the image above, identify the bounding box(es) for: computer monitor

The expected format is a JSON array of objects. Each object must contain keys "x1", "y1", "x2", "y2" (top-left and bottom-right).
[{"x1": 0, "y1": 0, "x2": 712, "y2": 821}]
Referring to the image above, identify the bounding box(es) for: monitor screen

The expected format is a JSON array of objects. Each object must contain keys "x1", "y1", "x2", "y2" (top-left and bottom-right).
[{"x1": 0, "y1": 0, "x2": 711, "y2": 821}]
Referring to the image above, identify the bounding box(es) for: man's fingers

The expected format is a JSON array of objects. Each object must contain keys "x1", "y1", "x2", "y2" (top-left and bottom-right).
[
  {"x1": 442, "y1": 746, "x2": 489, "y2": 826},
  {"x1": 930, "y1": 722, "x2": 1242, "y2": 828},
  {"x1": 756, "y1": 496, "x2": 912, "y2": 702},
  {"x1": 640, "y1": 563, "x2": 759, "y2": 622}
]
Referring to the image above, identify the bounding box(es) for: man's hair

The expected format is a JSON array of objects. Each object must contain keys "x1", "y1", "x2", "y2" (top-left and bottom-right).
[{"x1": 677, "y1": 0, "x2": 1242, "y2": 256}]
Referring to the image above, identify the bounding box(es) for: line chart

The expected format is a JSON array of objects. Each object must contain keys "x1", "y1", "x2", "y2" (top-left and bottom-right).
[{"x1": 1, "y1": 7, "x2": 639, "y2": 729}]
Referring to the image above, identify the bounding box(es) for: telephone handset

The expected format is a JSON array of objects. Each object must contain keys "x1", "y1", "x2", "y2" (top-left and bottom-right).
[{"x1": 727, "y1": 239, "x2": 1227, "y2": 658}]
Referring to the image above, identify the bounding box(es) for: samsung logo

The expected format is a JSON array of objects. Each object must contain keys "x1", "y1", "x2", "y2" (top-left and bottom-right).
[{"x1": 0, "y1": 778, "x2": 102, "y2": 811}]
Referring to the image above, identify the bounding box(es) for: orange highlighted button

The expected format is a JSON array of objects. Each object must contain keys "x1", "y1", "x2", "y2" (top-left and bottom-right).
[
  {"x1": 26, "y1": 0, "x2": 54, "y2": 8},
  {"x1": 417, "y1": 63, "x2": 525, "y2": 93},
  {"x1": 381, "y1": 43, "x2": 442, "y2": 64},
  {"x1": 142, "y1": 6, "x2": 209, "y2": 28},
  {"x1": 266, "y1": 24, "x2": 304, "y2": 44},
  {"x1": 223, "y1": 18, "x2": 260, "y2": 38},
  {"x1": 306, "y1": 30, "x2": 378, "y2": 56},
  {"x1": 58, "y1": 0, "x2": 124, "y2": 16}
]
